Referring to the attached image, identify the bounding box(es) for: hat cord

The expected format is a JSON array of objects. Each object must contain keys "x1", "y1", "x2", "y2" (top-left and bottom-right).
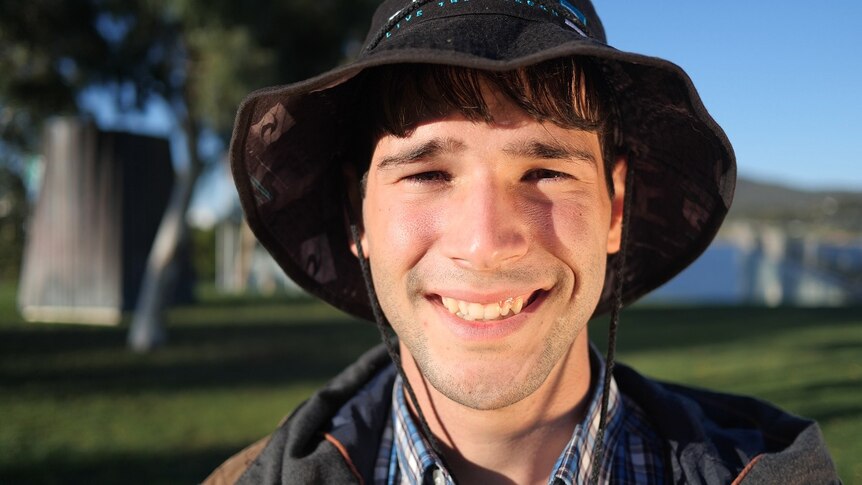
[
  {"x1": 348, "y1": 222, "x2": 453, "y2": 472},
  {"x1": 589, "y1": 161, "x2": 635, "y2": 485},
  {"x1": 365, "y1": 0, "x2": 594, "y2": 52}
]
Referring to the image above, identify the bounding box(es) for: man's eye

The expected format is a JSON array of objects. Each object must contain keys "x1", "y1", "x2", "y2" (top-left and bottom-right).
[
  {"x1": 523, "y1": 168, "x2": 572, "y2": 181},
  {"x1": 404, "y1": 171, "x2": 451, "y2": 183}
]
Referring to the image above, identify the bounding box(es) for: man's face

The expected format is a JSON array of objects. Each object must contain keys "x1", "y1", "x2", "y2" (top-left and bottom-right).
[{"x1": 357, "y1": 84, "x2": 625, "y2": 411}]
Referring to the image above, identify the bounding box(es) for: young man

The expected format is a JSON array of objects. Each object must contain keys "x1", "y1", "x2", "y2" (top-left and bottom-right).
[{"x1": 207, "y1": 1, "x2": 839, "y2": 483}]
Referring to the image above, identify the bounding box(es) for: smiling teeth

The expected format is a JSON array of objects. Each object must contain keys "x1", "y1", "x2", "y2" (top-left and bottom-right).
[{"x1": 441, "y1": 295, "x2": 527, "y2": 322}]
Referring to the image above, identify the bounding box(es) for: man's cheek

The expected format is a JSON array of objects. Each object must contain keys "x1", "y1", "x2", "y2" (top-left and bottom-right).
[{"x1": 386, "y1": 206, "x2": 441, "y2": 258}]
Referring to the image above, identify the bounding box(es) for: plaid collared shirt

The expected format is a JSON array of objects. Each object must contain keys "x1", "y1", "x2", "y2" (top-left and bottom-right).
[{"x1": 374, "y1": 352, "x2": 667, "y2": 485}]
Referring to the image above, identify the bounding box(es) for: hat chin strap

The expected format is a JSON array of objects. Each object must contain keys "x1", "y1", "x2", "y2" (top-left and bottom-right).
[
  {"x1": 589, "y1": 161, "x2": 635, "y2": 485},
  {"x1": 347, "y1": 221, "x2": 452, "y2": 472}
]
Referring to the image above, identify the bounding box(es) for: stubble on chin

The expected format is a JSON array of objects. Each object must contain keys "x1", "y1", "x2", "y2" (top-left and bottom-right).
[{"x1": 416, "y1": 342, "x2": 561, "y2": 410}]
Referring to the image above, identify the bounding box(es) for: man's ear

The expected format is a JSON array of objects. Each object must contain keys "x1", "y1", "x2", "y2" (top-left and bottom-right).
[
  {"x1": 343, "y1": 163, "x2": 368, "y2": 259},
  {"x1": 349, "y1": 234, "x2": 368, "y2": 259},
  {"x1": 607, "y1": 156, "x2": 627, "y2": 254}
]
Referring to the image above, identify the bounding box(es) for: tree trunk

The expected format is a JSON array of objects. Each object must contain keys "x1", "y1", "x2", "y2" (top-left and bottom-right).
[{"x1": 127, "y1": 110, "x2": 201, "y2": 352}]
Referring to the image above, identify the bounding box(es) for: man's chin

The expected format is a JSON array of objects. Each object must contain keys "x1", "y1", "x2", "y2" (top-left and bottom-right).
[{"x1": 422, "y1": 361, "x2": 545, "y2": 411}]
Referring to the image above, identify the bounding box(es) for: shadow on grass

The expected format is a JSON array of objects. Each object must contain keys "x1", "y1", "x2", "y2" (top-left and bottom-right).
[
  {"x1": 0, "y1": 446, "x2": 241, "y2": 485},
  {"x1": 590, "y1": 305, "x2": 862, "y2": 352},
  {"x1": 807, "y1": 404, "x2": 862, "y2": 424},
  {"x1": 816, "y1": 340, "x2": 862, "y2": 352},
  {"x1": 794, "y1": 379, "x2": 862, "y2": 424},
  {"x1": 1, "y1": 319, "x2": 381, "y2": 395},
  {"x1": 190, "y1": 292, "x2": 323, "y2": 309},
  {"x1": 0, "y1": 325, "x2": 130, "y2": 356}
]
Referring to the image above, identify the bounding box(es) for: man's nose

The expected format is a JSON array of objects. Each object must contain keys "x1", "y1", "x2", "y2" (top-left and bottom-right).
[{"x1": 441, "y1": 178, "x2": 528, "y2": 271}]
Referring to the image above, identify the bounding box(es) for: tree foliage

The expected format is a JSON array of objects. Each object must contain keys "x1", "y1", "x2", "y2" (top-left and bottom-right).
[
  {"x1": 1, "y1": 1, "x2": 104, "y2": 150},
  {"x1": 1, "y1": 0, "x2": 380, "y2": 148},
  {"x1": 0, "y1": 165, "x2": 27, "y2": 282}
]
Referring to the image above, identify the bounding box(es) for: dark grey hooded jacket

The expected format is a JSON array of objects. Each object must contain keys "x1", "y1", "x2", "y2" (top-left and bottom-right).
[{"x1": 204, "y1": 344, "x2": 840, "y2": 484}]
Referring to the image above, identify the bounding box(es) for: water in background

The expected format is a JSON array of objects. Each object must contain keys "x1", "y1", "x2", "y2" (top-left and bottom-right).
[{"x1": 648, "y1": 232, "x2": 862, "y2": 306}]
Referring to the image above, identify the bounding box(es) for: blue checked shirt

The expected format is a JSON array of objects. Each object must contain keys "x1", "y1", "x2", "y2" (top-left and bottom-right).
[{"x1": 374, "y1": 352, "x2": 667, "y2": 485}]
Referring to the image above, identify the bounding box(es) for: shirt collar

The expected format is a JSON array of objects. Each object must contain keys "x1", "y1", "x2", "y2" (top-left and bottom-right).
[
  {"x1": 391, "y1": 373, "x2": 455, "y2": 485},
  {"x1": 550, "y1": 347, "x2": 623, "y2": 485},
  {"x1": 389, "y1": 345, "x2": 623, "y2": 485}
]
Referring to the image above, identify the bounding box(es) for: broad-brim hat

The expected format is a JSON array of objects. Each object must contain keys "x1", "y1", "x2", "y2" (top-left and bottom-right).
[{"x1": 229, "y1": 0, "x2": 736, "y2": 320}]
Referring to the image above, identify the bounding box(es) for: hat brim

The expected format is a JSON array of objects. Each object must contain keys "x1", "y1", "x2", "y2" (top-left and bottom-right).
[{"x1": 230, "y1": 12, "x2": 735, "y2": 321}]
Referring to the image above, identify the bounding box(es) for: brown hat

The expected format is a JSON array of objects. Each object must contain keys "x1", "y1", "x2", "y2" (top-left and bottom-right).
[{"x1": 229, "y1": 0, "x2": 736, "y2": 321}]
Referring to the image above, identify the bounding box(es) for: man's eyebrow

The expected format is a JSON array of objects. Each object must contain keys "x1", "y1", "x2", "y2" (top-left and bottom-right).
[
  {"x1": 503, "y1": 140, "x2": 597, "y2": 167},
  {"x1": 376, "y1": 138, "x2": 466, "y2": 170}
]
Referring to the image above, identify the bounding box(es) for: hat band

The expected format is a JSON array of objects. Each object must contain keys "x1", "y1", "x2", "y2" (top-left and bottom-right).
[{"x1": 367, "y1": 0, "x2": 596, "y2": 52}]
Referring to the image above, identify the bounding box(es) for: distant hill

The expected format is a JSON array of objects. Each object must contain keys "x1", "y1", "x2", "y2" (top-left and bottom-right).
[{"x1": 726, "y1": 177, "x2": 862, "y2": 235}]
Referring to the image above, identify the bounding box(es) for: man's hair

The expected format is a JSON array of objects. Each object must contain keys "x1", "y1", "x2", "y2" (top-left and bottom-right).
[{"x1": 354, "y1": 57, "x2": 618, "y2": 196}]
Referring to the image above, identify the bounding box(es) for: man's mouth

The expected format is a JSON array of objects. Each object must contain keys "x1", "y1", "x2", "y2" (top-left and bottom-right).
[{"x1": 439, "y1": 291, "x2": 541, "y2": 322}]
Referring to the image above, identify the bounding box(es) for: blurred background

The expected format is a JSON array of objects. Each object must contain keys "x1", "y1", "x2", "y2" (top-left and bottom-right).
[{"x1": 1, "y1": 1, "x2": 859, "y2": 483}]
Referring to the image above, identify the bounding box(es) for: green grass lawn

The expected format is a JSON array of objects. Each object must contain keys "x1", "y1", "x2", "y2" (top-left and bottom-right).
[{"x1": 1, "y1": 284, "x2": 860, "y2": 484}]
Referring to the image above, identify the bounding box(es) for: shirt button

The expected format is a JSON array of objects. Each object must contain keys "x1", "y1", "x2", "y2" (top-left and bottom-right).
[{"x1": 432, "y1": 467, "x2": 445, "y2": 485}]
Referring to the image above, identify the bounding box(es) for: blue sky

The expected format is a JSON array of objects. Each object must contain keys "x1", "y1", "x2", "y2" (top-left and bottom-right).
[{"x1": 598, "y1": 1, "x2": 862, "y2": 191}]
